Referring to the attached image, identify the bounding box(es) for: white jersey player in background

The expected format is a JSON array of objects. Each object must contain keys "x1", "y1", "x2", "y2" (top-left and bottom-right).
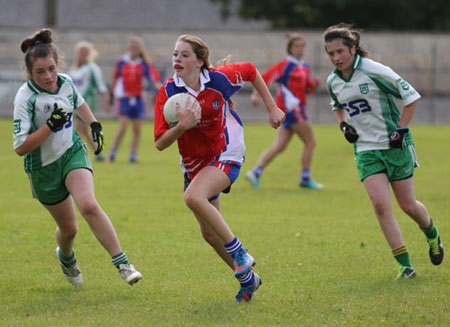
[
  {"x1": 13, "y1": 28, "x2": 142, "y2": 286},
  {"x1": 324, "y1": 23, "x2": 443, "y2": 279},
  {"x1": 68, "y1": 41, "x2": 111, "y2": 161}
]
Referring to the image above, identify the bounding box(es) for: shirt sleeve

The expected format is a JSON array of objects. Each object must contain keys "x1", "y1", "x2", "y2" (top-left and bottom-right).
[
  {"x1": 326, "y1": 74, "x2": 343, "y2": 110},
  {"x1": 13, "y1": 89, "x2": 32, "y2": 149},
  {"x1": 261, "y1": 61, "x2": 284, "y2": 85},
  {"x1": 112, "y1": 59, "x2": 122, "y2": 87},
  {"x1": 143, "y1": 61, "x2": 155, "y2": 91},
  {"x1": 304, "y1": 65, "x2": 318, "y2": 94},
  {"x1": 364, "y1": 61, "x2": 421, "y2": 106},
  {"x1": 60, "y1": 74, "x2": 85, "y2": 109},
  {"x1": 217, "y1": 62, "x2": 257, "y2": 84},
  {"x1": 149, "y1": 63, "x2": 162, "y2": 82},
  {"x1": 90, "y1": 62, "x2": 108, "y2": 93},
  {"x1": 154, "y1": 83, "x2": 170, "y2": 141}
]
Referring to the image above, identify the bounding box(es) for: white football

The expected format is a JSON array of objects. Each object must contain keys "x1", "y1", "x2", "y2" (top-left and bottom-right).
[{"x1": 163, "y1": 93, "x2": 201, "y2": 126}]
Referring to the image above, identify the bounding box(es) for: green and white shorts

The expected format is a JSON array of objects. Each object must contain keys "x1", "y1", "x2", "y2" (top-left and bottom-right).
[
  {"x1": 27, "y1": 143, "x2": 92, "y2": 205},
  {"x1": 355, "y1": 145, "x2": 419, "y2": 182}
]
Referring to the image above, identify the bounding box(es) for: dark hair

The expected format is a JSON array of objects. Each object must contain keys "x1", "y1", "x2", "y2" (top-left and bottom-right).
[
  {"x1": 20, "y1": 28, "x2": 62, "y2": 77},
  {"x1": 323, "y1": 23, "x2": 370, "y2": 58},
  {"x1": 285, "y1": 33, "x2": 305, "y2": 55}
]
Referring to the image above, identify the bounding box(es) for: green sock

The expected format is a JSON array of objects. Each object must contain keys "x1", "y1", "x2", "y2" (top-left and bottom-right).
[
  {"x1": 392, "y1": 246, "x2": 413, "y2": 268},
  {"x1": 421, "y1": 218, "x2": 438, "y2": 239},
  {"x1": 57, "y1": 248, "x2": 76, "y2": 268},
  {"x1": 111, "y1": 252, "x2": 129, "y2": 269}
]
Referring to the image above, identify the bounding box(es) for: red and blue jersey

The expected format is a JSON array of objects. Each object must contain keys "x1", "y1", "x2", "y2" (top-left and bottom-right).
[
  {"x1": 261, "y1": 55, "x2": 318, "y2": 113},
  {"x1": 113, "y1": 55, "x2": 154, "y2": 98},
  {"x1": 154, "y1": 62, "x2": 256, "y2": 178}
]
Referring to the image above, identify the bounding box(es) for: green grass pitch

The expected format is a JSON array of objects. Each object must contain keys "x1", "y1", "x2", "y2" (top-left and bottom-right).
[{"x1": 1, "y1": 118, "x2": 449, "y2": 326}]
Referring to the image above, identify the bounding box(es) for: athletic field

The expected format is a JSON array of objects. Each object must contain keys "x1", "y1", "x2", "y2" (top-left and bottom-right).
[{"x1": 1, "y1": 119, "x2": 449, "y2": 326}]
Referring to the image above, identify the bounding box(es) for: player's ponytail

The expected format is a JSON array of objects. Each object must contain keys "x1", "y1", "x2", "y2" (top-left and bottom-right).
[
  {"x1": 20, "y1": 28, "x2": 63, "y2": 78},
  {"x1": 349, "y1": 29, "x2": 370, "y2": 58},
  {"x1": 214, "y1": 54, "x2": 232, "y2": 67},
  {"x1": 323, "y1": 23, "x2": 370, "y2": 58},
  {"x1": 21, "y1": 28, "x2": 53, "y2": 53}
]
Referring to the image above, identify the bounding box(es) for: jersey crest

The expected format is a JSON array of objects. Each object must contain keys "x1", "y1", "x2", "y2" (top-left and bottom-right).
[{"x1": 359, "y1": 83, "x2": 369, "y2": 94}]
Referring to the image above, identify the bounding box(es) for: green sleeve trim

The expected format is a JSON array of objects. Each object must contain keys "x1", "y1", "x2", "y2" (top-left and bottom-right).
[
  {"x1": 72, "y1": 84, "x2": 79, "y2": 109},
  {"x1": 378, "y1": 92, "x2": 401, "y2": 139},
  {"x1": 363, "y1": 70, "x2": 402, "y2": 99},
  {"x1": 24, "y1": 93, "x2": 41, "y2": 172}
]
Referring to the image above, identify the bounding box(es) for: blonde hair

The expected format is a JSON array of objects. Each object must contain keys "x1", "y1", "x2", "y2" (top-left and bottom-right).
[
  {"x1": 214, "y1": 54, "x2": 232, "y2": 67},
  {"x1": 285, "y1": 33, "x2": 305, "y2": 55},
  {"x1": 129, "y1": 36, "x2": 152, "y2": 64},
  {"x1": 73, "y1": 41, "x2": 98, "y2": 68},
  {"x1": 176, "y1": 34, "x2": 211, "y2": 70},
  {"x1": 323, "y1": 23, "x2": 370, "y2": 58}
]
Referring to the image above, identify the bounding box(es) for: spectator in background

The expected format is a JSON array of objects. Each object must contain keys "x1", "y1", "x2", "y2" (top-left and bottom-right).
[
  {"x1": 109, "y1": 36, "x2": 160, "y2": 163},
  {"x1": 68, "y1": 41, "x2": 110, "y2": 161},
  {"x1": 246, "y1": 33, "x2": 323, "y2": 190}
]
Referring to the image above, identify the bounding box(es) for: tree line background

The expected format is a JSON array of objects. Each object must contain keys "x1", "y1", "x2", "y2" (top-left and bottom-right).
[{"x1": 212, "y1": 0, "x2": 450, "y2": 31}]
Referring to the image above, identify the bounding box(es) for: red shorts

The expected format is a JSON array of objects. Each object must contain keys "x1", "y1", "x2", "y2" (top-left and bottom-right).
[{"x1": 183, "y1": 160, "x2": 241, "y2": 201}]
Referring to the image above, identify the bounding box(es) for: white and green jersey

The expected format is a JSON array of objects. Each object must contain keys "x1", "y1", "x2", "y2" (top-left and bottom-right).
[
  {"x1": 13, "y1": 73, "x2": 85, "y2": 172},
  {"x1": 68, "y1": 61, "x2": 107, "y2": 111},
  {"x1": 327, "y1": 55, "x2": 421, "y2": 152}
]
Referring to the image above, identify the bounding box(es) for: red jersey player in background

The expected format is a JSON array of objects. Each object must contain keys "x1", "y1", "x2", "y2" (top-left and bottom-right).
[
  {"x1": 154, "y1": 34, "x2": 284, "y2": 302},
  {"x1": 246, "y1": 33, "x2": 323, "y2": 189},
  {"x1": 108, "y1": 36, "x2": 161, "y2": 163}
]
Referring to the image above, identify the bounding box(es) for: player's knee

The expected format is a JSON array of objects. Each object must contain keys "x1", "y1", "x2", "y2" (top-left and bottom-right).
[
  {"x1": 78, "y1": 199, "x2": 100, "y2": 218},
  {"x1": 60, "y1": 224, "x2": 77, "y2": 239},
  {"x1": 183, "y1": 191, "x2": 203, "y2": 211},
  {"x1": 398, "y1": 201, "x2": 417, "y2": 216},
  {"x1": 304, "y1": 138, "x2": 316, "y2": 149},
  {"x1": 274, "y1": 144, "x2": 287, "y2": 154},
  {"x1": 372, "y1": 201, "x2": 389, "y2": 217}
]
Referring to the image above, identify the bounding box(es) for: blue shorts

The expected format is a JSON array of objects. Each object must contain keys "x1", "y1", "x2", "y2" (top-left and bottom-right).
[
  {"x1": 183, "y1": 160, "x2": 241, "y2": 201},
  {"x1": 283, "y1": 106, "x2": 308, "y2": 128},
  {"x1": 118, "y1": 97, "x2": 145, "y2": 119}
]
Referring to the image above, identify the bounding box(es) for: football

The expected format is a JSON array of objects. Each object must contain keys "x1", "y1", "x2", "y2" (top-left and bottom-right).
[{"x1": 163, "y1": 93, "x2": 201, "y2": 126}]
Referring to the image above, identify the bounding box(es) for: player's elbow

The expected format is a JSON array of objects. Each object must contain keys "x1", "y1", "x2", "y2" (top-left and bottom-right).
[
  {"x1": 154, "y1": 140, "x2": 166, "y2": 151},
  {"x1": 15, "y1": 147, "x2": 26, "y2": 156}
]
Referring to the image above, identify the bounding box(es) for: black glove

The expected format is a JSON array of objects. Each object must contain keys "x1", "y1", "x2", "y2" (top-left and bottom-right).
[
  {"x1": 390, "y1": 126, "x2": 409, "y2": 149},
  {"x1": 46, "y1": 103, "x2": 68, "y2": 132},
  {"x1": 90, "y1": 122, "x2": 104, "y2": 155},
  {"x1": 339, "y1": 121, "x2": 359, "y2": 143}
]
